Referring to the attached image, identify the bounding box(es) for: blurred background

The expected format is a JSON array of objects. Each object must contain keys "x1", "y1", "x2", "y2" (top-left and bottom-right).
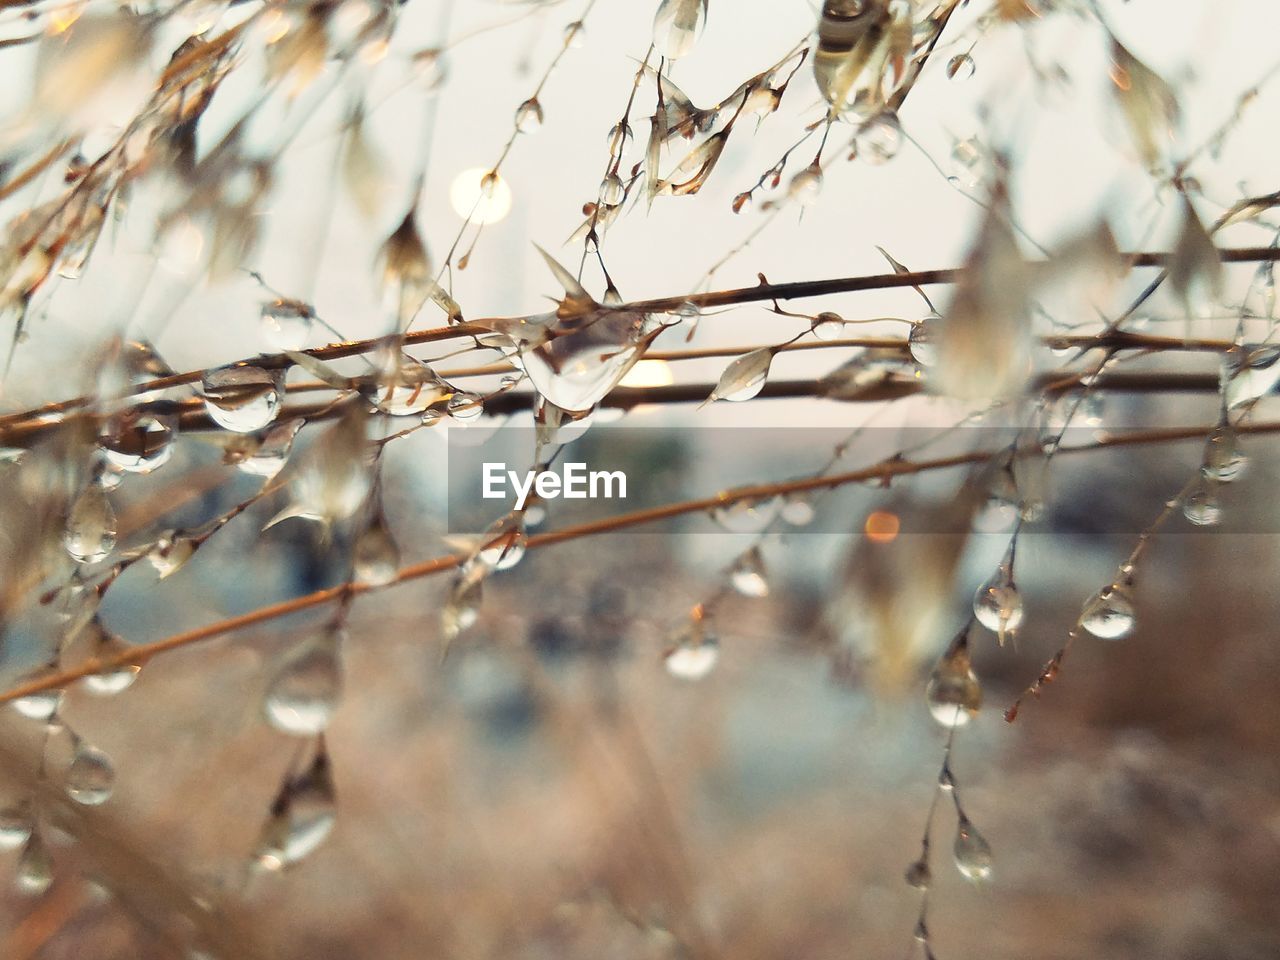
[{"x1": 2, "y1": 0, "x2": 1280, "y2": 957}]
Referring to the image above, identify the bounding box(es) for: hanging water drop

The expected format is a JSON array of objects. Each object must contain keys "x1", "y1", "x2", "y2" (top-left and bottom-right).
[
  {"x1": 0, "y1": 802, "x2": 33, "y2": 850},
  {"x1": 652, "y1": 0, "x2": 707, "y2": 60},
  {"x1": 781, "y1": 493, "x2": 815, "y2": 526},
  {"x1": 147, "y1": 531, "x2": 197, "y2": 580},
  {"x1": 478, "y1": 517, "x2": 527, "y2": 571},
  {"x1": 1202, "y1": 427, "x2": 1247, "y2": 482},
  {"x1": 1221, "y1": 344, "x2": 1280, "y2": 410},
  {"x1": 909, "y1": 316, "x2": 939, "y2": 367},
  {"x1": 811, "y1": 311, "x2": 844, "y2": 340},
  {"x1": 1078, "y1": 582, "x2": 1136, "y2": 640},
  {"x1": 202, "y1": 365, "x2": 284, "y2": 433},
  {"x1": 1182, "y1": 483, "x2": 1222, "y2": 526},
  {"x1": 441, "y1": 565, "x2": 485, "y2": 644},
  {"x1": 254, "y1": 746, "x2": 336, "y2": 871},
  {"x1": 953, "y1": 815, "x2": 993, "y2": 882},
  {"x1": 15, "y1": 830, "x2": 53, "y2": 895},
  {"x1": 949, "y1": 137, "x2": 984, "y2": 188},
  {"x1": 263, "y1": 624, "x2": 344, "y2": 735},
  {"x1": 98, "y1": 410, "x2": 177, "y2": 474},
  {"x1": 788, "y1": 164, "x2": 823, "y2": 206},
  {"x1": 64, "y1": 484, "x2": 116, "y2": 564},
  {"x1": 10, "y1": 686, "x2": 63, "y2": 727},
  {"x1": 664, "y1": 614, "x2": 719, "y2": 680},
  {"x1": 353, "y1": 512, "x2": 400, "y2": 586},
  {"x1": 66, "y1": 742, "x2": 115, "y2": 806},
  {"x1": 925, "y1": 629, "x2": 982, "y2": 727},
  {"x1": 234, "y1": 418, "x2": 303, "y2": 479},
  {"x1": 729, "y1": 546, "x2": 769, "y2": 598},
  {"x1": 712, "y1": 496, "x2": 780, "y2": 533},
  {"x1": 704, "y1": 348, "x2": 775, "y2": 404},
  {"x1": 260, "y1": 299, "x2": 314, "y2": 350},
  {"x1": 79, "y1": 618, "x2": 141, "y2": 695},
  {"x1": 904, "y1": 857, "x2": 930, "y2": 890},
  {"x1": 972, "y1": 564, "x2": 1023, "y2": 644},
  {"x1": 447, "y1": 391, "x2": 484, "y2": 422},
  {"x1": 515, "y1": 97, "x2": 544, "y2": 133},
  {"x1": 855, "y1": 111, "x2": 901, "y2": 164},
  {"x1": 600, "y1": 173, "x2": 626, "y2": 204},
  {"x1": 373, "y1": 359, "x2": 447, "y2": 416},
  {"x1": 946, "y1": 52, "x2": 975, "y2": 80}
]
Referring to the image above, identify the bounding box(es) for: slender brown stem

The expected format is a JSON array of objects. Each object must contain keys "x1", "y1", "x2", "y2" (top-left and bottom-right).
[{"x1": 5, "y1": 418, "x2": 1278, "y2": 705}]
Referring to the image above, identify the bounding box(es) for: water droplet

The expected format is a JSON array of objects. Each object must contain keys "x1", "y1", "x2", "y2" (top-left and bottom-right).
[
  {"x1": 712, "y1": 496, "x2": 780, "y2": 533},
  {"x1": 652, "y1": 0, "x2": 707, "y2": 60},
  {"x1": 781, "y1": 493, "x2": 815, "y2": 526},
  {"x1": 373, "y1": 360, "x2": 447, "y2": 416},
  {"x1": 1182, "y1": 484, "x2": 1222, "y2": 526},
  {"x1": 811, "y1": 311, "x2": 843, "y2": 340},
  {"x1": 949, "y1": 137, "x2": 984, "y2": 188},
  {"x1": 79, "y1": 618, "x2": 140, "y2": 695},
  {"x1": 946, "y1": 52, "x2": 975, "y2": 80},
  {"x1": 855, "y1": 111, "x2": 901, "y2": 164},
  {"x1": 98, "y1": 410, "x2": 177, "y2": 474},
  {"x1": 1222, "y1": 344, "x2": 1280, "y2": 410},
  {"x1": 65, "y1": 742, "x2": 115, "y2": 806},
  {"x1": 515, "y1": 97, "x2": 544, "y2": 133},
  {"x1": 0, "y1": 802, "x2": 33, "y2": 850},
  {"x1": 1202, "y1": 427, "x2": 1247, "y2": 482},
  {"x1": 447, "y1": 391, "x2": 485, "y2": 422},
  {"x1": 605, "y1": 121, "x2": 633, "y2": 152},
  {"x1": 926, "y1": 630, "x2": 982, "y2": 727},
  {"x1": 478, "y1": 517, "x2": 527, "y2": 572},
  {"x1": 147, "y1": 531, "x2": 197, "y2": 580},
  {"x1": 729, "y1": 546, "x2": 769, "y2": 598},
  {"x1": 441, "y1": 566, "x2": 485, "y2": 643},
  {"x1": 255, "y1": 748, "x2": 336, "y2": 871},
  {"x1": 1078, "y1": 583, "x2": 1136, "y2": 640},
  {"x1": 664, "y1": 616, "x2": 719, "y2": 680},
  {"x1": 600, "y1": 174, "x2": 625, "y2": 204},
  {"x1": 263, "y1": 625, "x2": 344, "y2": 736},
  {"x1": 260, "y1": 299, "x2": 314, "y2": 350},
  {"x1": 972, "y1": 565, "x2": 1023, "y2": 643},
  {"x1": 909, "y1": 316, "x2": 939, "y2": 367},
  {"x1": 353, "y1": 513, "x2": 400, "y2": 586},
  {"x1": 788, "y1": 164, "x2": 823, "y2": 206},
  {"x1": 234, "y1": 418, "x2": 303, "y2": 479},
  {"x1": 705, "y1": 348, "x2": 775, "y2": 404},
  {"x1": 15, "y1": 830, "x2": 53, "y2": 895},
  {"x1": 64, "y1": 484, "x2": 116, "y2": 564},
  {"x1": 10, "y1": 686, "x2": 62, "y2": 727},
  {"x1": 563, "y1": 19, "x2": 586, "y2": 47},
  {"x1": 953, "y1": 815, "x2": 993, "y2": 882},
  {"x1": 201, "y1": 365, "x2": 284, "y2": 433},
  {"x1": 904, "y1": 857, "x2": 930, "y2": 890}
]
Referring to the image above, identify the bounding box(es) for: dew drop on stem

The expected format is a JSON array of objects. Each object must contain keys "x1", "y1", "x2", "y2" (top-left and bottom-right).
[
  {"x1": 953, "y1": 814, "x2": 993, "y2": 882},
  {"x1": 15, "y1": 829, "x2": 53, "y2": 896},
  {"x1": 201, "y1": 365, "x2": 284, "y2": 434},
  {"x1": 263, "y1": 624, "x2": 344, "y2": 736},
  {"x1": 64, "y1": 483, "x2": 116, "y2": 564},
  {"x1": 515, "y1": 97, "x2": 544, "y2": 134},
  {"x1": 925, "y1": 628, "x2": 982, "y2": 728},
  {"x1": 66, "y1": 741, "x2": 116, "y2": 806},
  {"x1": 729, "y1": 545, "x2": 769, "y2": 598},
  {"x1": 1078, "y1": 581, "x2": 1136, "y2": 640}
]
